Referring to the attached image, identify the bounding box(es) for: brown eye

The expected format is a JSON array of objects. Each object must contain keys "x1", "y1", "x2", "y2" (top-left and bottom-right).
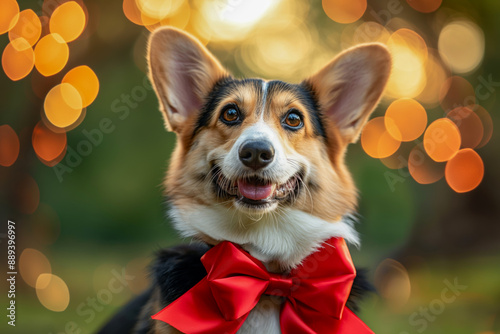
[
  {"x1": 284, "y1": 111, "x2": 303, "y2": 129},
  {"x1": 220, "y1": 105, "x2": 241, "y2": 124}
]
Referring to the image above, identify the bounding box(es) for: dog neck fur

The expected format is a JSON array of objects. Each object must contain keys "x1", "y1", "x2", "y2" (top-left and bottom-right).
[{"x1": 169, "y1": 203, "x2": 359, "y2": 270}]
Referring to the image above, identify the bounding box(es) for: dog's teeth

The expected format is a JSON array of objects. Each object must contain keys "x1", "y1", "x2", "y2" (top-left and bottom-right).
[{"x1": 275, "y1": 187, "x2": 287, "y2": 199}]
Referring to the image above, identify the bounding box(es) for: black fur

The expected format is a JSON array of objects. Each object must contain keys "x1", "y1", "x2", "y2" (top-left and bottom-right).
[
  {"x1": 267, "y1": 80, "x2": 326, "y2": 138},
  {"x1": 152, "y1": 243, "x2": 211, "y2": 306},
  {"x1": 97, "y1": 242, "x2": 372, "y2": 333},
  {"x1": 193, "y1": 76, "x2": 235, "y2": 137},
  {"x1": 345, "y1": 268, "x2": 374, "y2": 313},
  {"x1": 96, "y1": 288, "x2": 153, "y2": 334},
  {"x1": 193, "y1": 78, "x2": 265, "y2": 137},
  {"x1": 298, "y1": 81, "x2": 327, "y2": 138},
  {"x1": 193, "y1": 78, "x2": 327, "y2": 139}
]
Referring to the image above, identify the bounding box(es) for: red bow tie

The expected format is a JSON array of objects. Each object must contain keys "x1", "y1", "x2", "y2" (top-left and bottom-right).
[{"x1": 152, "y1": 237, "x2": 374, "y2": 334}]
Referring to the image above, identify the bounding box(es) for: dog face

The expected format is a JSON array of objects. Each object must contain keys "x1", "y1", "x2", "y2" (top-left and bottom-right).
[{"x1": 148, "y1": 27, "x2": 391, "y2": 256}]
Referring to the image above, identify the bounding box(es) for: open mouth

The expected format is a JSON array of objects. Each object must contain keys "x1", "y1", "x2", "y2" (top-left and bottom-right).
[{"x1": 212, "y1": 166, "x2": 302, "y2": 208}]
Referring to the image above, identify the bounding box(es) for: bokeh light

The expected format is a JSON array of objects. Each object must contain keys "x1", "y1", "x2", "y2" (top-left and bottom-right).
[
  {"x1": 0, "y1": 124, "x2": 20, "y2": 167},
  {"x1": 41, "y1": 0, "x2": 88, "y2": 18},
  {"x1": 8, "y1": 9, "x2": 41, "y2": 47},
  {"x1": 445, "y1": 148, "x2": 484, "y2": 193},
  {"x1": 36, "y1": 274, "x2": 70, "y2": 312},
  {"x1": 439, "y1": 76, "x2": 476, "y2": 112},
  {"x1": 390, "y1": 27, "x2": 428, "y2": 60},
  {"x1": 406, "y1": 0, "x2": 442, "y2": 13},
  {"x1": 49, "y1": 1, "x2": 86, "y2": 43},
  {"x1": 15, "y1": 174, "x2": 40, "y2": 214},
  {"x1": 424, "y1": 118, "x2": 461, "y2": 162},
  {"x1": 2, "y1": 37, "x2": 35, "y2": 81},
  {"x1": 386, "y1": 29, "x2": 428, "y2": 98},
  {"x1": 472, "y1": 105, "x2": 493, "y2": 148},
  {"x1": 62, "y1": 65, "x2": 99, "y2": 107},
  {"x1": 123, "y1": 0, "x2": 145, "y2": 26},
  {"x1": 374, "y1": 259, "x2": 411, "y2": 308},
  {"x1": 44, "y1": 83, "x2": 83, "y2": 128},
  {"x1": 379, "y1": 145, "x2": 410, "y2": 170},
  {"x1": 145, "y1": 0, "x2": 191, "y2": 32},
  {"x1": 199, "y1": 0, "x2": 281, "y2": 41},
  {"x1": 32, "y1": 121, "x2": 67, "y2": 166},
  {"x1": 361, "y1": 117, "x2": 401, "y2": 159},
  {"x1": 237, "y1": 25, "x2": 314, "y2": 80},
  {"x1": 0, "y1": 0, "x2": 19, "y2": 35},
  {"x1": 385, "y1": 98, "x2": 427, "y2": 142},
  {"x1": 447, "y1": 107, "x2": 484, "y2": 149},
  {"x1": 139, "y1": 9, "x2": 162, "y2": 27},
  {"x1": 123, "y1": 0, "x2": 185, "y2": 27},
  {"x1": 439, "y1": 20, "x2": 485, "y2": 74},
  {"x1": 34, "y1": 33, "x2": 69, "y2": 76},
  {"x1": 136, "y1": 0, "x2": 183, "y2": 21},
  {"x1": 417, "y1": 49, "x2": 448, "y2": 107},
  {"x1": 20, "y1": 248, "x2": 52, "y2": 288},
  {"x1": 408, "y1": 145, "x2": 445, "y2": 184},
  {"x1": 183, "y1": 20, "x2": 211, "y2": 46},
  {"x1": 322, "y1": 0, "x2": 367, "y2": 24},
  {"x1": 352, "y1": 21, "x2": 390, "y2": 45}
]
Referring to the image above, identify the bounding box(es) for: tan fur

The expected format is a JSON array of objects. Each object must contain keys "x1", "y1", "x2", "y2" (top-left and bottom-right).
[
  {"x1": 148, "y1": 27, "x2": 227, "y2": 133},
  {"x1": 147, "y1": 27, "x2": 392, "y2": 251},
  {"x1": 305, "y1": 43, "x2": 392, "y2": 143},
  {"x1": 147, "y1": 27, "x2": 391, "y2": 333},
  {"x1": 162, "y1": 79, "x2": 361, "y2": 225}
]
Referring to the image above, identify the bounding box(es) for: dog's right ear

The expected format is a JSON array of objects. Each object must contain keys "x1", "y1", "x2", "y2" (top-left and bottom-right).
[{"x1": 148, "y1": 27, "x2": 228, "y2": 132}]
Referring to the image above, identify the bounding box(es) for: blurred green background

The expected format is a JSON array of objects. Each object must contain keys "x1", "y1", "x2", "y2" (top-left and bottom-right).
[{"x1": 1, "y1": 0, "x2": 499, "y2": 333}]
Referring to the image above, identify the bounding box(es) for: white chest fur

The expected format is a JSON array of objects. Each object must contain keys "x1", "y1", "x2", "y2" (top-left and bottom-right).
[
  {"x1": 170, "y1": 204, "x2": 359, "y2": 269},
  {"x1": 168, "y1": 204, "x2": 360, "y2": 332},
  {"x1": 237, "y1": 296, "x2": 282, "y2": 334}
]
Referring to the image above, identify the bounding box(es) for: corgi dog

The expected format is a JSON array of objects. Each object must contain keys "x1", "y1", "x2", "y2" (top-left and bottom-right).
[{"x1": 98, "y1": 27, "x2": 391, "y2": 334}]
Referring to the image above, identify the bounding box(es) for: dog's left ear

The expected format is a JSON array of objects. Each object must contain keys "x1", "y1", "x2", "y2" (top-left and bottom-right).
[{"x1": 304, "y1": 44, "x2": 391, "y2": 143}]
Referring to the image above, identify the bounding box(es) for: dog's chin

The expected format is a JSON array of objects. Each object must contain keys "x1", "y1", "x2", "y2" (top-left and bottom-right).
[{"x1": 212, "y1": 167, "x2": 303, "y2": 214}]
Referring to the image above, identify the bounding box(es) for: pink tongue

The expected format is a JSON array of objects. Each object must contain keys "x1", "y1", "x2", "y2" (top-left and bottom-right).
[{"x1": 237, "y1": 180, "x2": 274, "y2": 201}]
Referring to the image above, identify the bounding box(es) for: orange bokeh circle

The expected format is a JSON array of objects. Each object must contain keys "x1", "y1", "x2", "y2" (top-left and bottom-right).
[
  {"x1": 361, "y1": 117, "x2": 401, "y2": 158},
  {"x1": 322, "y1": 0, "x2": 367, "y2": 24},
  {"x1": 385, "y1": 98, "x2": 427, "y2": 142},
  {"x1": 423, "y1": 118, "x2": 461, "y2": 162},
  {"x1": 445, "y1": 148, "x2": 484, "y2": 193}
]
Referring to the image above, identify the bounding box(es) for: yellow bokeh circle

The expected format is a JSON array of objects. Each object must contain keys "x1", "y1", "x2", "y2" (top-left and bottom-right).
[
  {"x1": 0, "y1": 0, "x2": 20, "y2": 35},
  {"x1": 20, "y1": 248, "x2": 52, "y2": 288},
  {"x1": 8, "y1": 9, "x2": 42, "y2": 47},
  {"x1": 62, "y1": 66, "x2": 99, "y2": 107},
  {"x1": 50, "y1": 1, "x2": 86, "y2": 42},
  {"x1": 34, "y1": 33, "x2": 69, "y2": 77},
  {"x1": 36, "y1": 274, "x2": 70, "y2": 312},
  {"x1": 2, "y1": 37, "x2": 35, "y2": 81},
  {"x1": 44, "y1": 83, "x2": 83, "y2": 128}
]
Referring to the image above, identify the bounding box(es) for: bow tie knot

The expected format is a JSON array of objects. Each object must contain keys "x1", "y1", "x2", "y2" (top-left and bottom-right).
[{"x1": 265, "y1": 274, "x2": 296, "y2": 297}]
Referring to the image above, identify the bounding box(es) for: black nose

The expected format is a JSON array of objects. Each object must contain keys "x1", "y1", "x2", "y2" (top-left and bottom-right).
[{"x1": 238, "y1": 140, "x2": 275, "y2": 170}]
